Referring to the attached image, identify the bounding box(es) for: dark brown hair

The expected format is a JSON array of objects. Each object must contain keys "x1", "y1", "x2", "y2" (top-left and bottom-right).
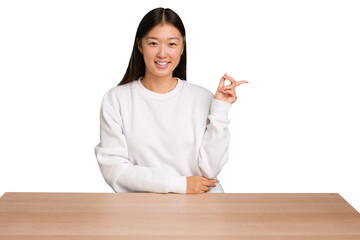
[{"x1": 118, "y1": 7, "x2": 186, "y2": 86}]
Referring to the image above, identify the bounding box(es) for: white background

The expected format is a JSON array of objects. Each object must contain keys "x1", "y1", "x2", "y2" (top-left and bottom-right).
[{"x1": 1, "y1": 1, "x2": 359, "y2": 212}]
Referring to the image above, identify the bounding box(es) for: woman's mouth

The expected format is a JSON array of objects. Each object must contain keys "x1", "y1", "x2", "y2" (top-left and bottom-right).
[{"x1": 155, "y1": 61, "x2": 170, "y2": 69}]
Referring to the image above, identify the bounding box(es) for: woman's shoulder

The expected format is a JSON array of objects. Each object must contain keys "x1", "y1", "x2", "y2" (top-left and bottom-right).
[
  {"x1": 184, "y1": 80, "x2": 214, "y2": 99},
  {"x1": 106, "y1": 80, "x2": 134, "y2": 95},
  {"x1": 101, "y1": 80, "x2": 135, "y2": 106}
]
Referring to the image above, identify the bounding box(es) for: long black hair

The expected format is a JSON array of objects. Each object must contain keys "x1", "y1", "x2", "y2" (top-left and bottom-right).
[{"x1": 118, "y1": 7, "x2": 186, "y2": 86}]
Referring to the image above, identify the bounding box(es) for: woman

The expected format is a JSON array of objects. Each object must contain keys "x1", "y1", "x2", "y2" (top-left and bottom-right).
[{"x1": 94, "y1": 7, "x2": 248, "y2": 194}]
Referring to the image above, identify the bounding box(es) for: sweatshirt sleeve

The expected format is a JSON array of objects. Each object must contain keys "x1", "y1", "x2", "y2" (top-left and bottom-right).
[
  {"x1": 198, "y1": 97, "x2": 232, "y2": 179},
  {"x1": 94, "y1": 90, "x2": 187, "y2": 194}
]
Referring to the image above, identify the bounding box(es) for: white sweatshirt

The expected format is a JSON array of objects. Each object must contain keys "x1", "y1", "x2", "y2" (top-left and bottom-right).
[{"x1": 94, "y1": 77, "x2": 232, "y2": 194}]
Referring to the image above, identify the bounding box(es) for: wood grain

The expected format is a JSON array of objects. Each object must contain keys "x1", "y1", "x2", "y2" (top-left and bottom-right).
[{"x1": 0, "y1": 193, "x2": 359, "y2": 239}]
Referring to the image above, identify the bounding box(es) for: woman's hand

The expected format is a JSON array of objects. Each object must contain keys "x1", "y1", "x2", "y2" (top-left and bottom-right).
[
  {"x1": 214, "y1": 73, "x2": 248, "y2": 104},
  {"x1": 186, "y1": 176, "x2": 219, "y2": 194}
]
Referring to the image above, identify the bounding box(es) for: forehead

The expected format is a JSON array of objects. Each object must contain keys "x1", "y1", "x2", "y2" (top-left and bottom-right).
[{"x1": 144, "y1": 23, "x2": 182, "y2": 40}]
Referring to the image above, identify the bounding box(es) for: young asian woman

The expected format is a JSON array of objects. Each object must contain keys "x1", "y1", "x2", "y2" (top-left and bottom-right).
[{"x1": 94, "y1": 7, "x2": 248, "y2": 194}]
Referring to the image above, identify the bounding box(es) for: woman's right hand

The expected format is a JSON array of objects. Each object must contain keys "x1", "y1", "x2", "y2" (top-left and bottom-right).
[{"x1": 186, "y1": 176, "x2": 219, "y2": 194}]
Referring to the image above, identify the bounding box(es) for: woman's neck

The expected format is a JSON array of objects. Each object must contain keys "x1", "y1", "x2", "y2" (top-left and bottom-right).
[{"x1": 140, "y1": 75, "x2": 178, "y2": 94}]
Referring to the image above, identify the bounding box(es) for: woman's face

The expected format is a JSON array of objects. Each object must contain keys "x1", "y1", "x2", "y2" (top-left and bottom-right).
[{"x1": 138, "y1": 23, "x2": 184, "y2": 80}]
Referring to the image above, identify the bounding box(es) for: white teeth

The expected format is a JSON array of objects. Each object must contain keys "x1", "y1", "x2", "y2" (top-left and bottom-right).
[{"x1": 156, "y1": 62, "x2": 169, "y2": 65}]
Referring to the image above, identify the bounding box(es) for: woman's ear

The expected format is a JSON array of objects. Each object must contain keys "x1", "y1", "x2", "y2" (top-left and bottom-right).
[
  {"x1": 181, "y1": 41, "x2": 185, "y2": 56},
  {"x1": 136, "y1": 38, "x2": 143, "y2": 54}
]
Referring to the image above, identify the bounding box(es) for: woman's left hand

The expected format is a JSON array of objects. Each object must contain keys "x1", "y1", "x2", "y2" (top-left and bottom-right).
[{"x1": 214, "y1": 73, "x2": 248, "y2": 104}]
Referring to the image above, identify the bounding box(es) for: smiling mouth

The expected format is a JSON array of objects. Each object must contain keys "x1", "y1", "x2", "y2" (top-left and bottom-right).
[{"x1": 155, "y1": 61, "x2": 170, "y2": 65}]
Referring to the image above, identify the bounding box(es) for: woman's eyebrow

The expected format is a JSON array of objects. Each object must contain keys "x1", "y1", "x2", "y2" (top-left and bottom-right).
[{"x1": 145, "y1": 37, "x2": 180, "y2": 40}]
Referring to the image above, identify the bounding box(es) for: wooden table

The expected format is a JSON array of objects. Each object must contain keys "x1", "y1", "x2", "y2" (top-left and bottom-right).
[{"x1": 0, "y1": 192, "x2": 359, "y2": 239}]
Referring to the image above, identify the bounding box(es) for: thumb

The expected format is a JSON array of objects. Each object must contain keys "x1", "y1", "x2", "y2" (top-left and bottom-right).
[{"x1": 217, "y1": 74, "x2": 226, "y2": 91}]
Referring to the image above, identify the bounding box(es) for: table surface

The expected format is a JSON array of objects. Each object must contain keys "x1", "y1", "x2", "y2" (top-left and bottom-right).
[{"x1": 0, "y1": 192, "x2": 359, "y2": 240}]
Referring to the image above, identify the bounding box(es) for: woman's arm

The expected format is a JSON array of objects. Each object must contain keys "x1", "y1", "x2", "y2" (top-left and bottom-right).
[
  {"x1": 94, "y1": 90, "x2": 186, "y2": 194},
  {"x1": 198, "y1": 98, "x2": 232, "y2": 179},
  {"x1": 198, "y1": 73, "x2": 248, "y2": 179}
]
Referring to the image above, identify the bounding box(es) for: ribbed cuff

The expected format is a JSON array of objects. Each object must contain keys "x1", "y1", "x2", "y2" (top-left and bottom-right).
[
  {"x1": 165, "y1": 175, "x2": 187, "y2": 194},
  {"x1": 211, "y1": 98, "x2": 232, "y2": 117}
]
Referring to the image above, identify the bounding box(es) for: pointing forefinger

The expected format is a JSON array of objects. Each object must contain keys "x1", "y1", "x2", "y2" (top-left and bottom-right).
[{"x1": 236, "y1": 80, "x2": 249, "y2": 86}]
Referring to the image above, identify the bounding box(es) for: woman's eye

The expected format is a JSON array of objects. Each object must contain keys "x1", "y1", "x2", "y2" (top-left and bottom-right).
[
  {"x1": 149, "y1": 42, "x2": 157, "y2": 46},
  {"x1": 169, "y1": 43, "x2": 176, "y2": 46}
]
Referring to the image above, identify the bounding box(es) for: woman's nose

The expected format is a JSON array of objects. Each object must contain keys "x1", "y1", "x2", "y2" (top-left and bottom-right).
[{"x1": 156, "y1": 45, "x2": 166, "y2": 58}]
